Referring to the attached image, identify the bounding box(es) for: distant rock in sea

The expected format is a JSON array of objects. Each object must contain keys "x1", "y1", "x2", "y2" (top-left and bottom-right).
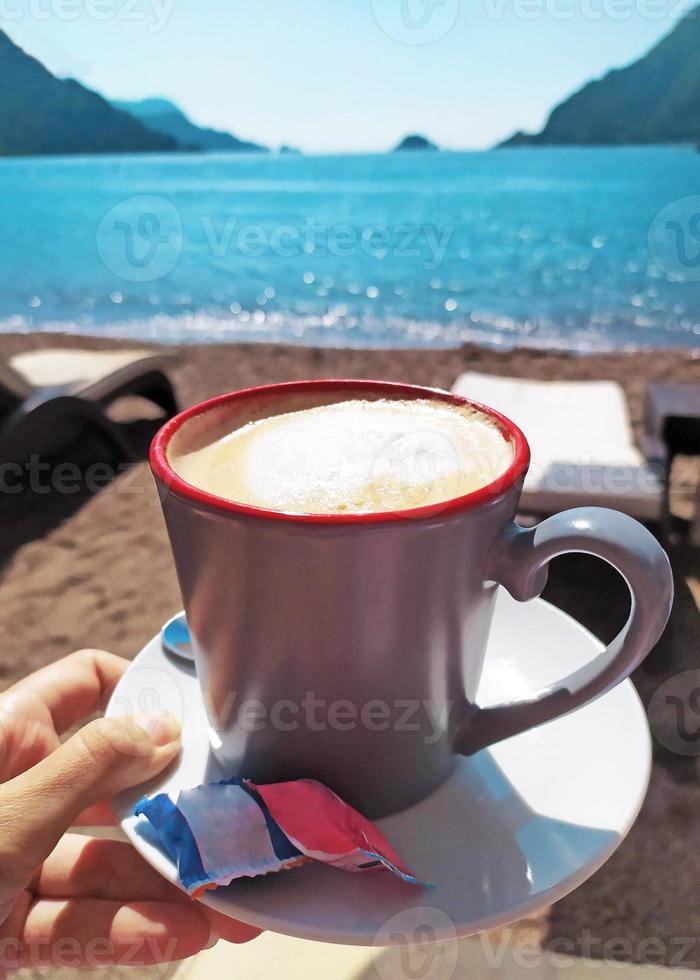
[
  {"x1": 113, "y1": 98, "x2": 268, "y2": 153},
  {"x1": 498, "y1": 5, "x2": 700, "y2": 146},
  {"x1": 0, "y1": 30, "x2": 176, "y2": 156},
  {"x1": 279, "y1": 145, "x2": 302, "y2": 155},
  {"x1": 394, "y1": 134, "x2": 439, "y2": 152}
]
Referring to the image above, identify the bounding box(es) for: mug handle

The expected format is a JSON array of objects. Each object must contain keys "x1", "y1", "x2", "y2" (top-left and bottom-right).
[{"x1": 455, "y1": 506, "x2": 673, "y2": 755}]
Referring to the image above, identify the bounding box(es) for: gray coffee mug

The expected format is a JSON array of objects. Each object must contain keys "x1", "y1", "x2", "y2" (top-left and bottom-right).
[{"x1": 151, "y1": 379, "x2": 673, "y2": 818}]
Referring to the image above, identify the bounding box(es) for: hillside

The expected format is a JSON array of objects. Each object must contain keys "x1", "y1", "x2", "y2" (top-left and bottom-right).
[
  {"x1": 114, "y1": 98, "x2": 267, "y2": 153},
  {"x1": 0, "y1": 31, "x2": 176, "y2": 156},
  {"x1": 500, "y1": 8, "x2": 700, "y2": 146},
  {"x1": 394, "y1": 134, "x2": 439, "y2": 151}
]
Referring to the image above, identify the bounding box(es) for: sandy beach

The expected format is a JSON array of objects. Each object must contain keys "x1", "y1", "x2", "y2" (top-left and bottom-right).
[{"x1": 0, "y1": 332, "x2": 698, "y2": 976}]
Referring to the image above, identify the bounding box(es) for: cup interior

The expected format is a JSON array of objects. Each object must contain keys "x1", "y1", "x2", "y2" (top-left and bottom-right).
[
  {"x1": 151, "y1": 379, "x2": 530, "y2": 524},
  {"x1": 167, "y1": 381, "x2": 419, "y2": 459}
]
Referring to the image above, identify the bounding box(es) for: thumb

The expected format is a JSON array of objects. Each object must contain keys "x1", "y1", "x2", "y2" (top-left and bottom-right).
[{"x1": 0, "y1": 712, "x2": 181, "y2": 885}]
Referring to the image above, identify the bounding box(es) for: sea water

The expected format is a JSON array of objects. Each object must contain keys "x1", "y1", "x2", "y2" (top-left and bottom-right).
[{"x1": 1, "y1": 146, "x2": 699, "y2": 350}]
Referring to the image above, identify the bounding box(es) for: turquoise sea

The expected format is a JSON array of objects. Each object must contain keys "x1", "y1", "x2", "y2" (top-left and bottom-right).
[{"x1": 2, "y1": 147, "x2": 700, "y2": 350}]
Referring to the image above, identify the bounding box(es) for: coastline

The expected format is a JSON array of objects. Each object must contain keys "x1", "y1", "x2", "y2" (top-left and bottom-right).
[{"x1": 3, "y1": 312, "x2": 698, "y2": 355}]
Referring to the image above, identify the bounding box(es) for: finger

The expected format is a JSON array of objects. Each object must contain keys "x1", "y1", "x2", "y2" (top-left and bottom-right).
[
  {"x1": 0, "y1": 713, "x2": 181, "y2": 890},
  {"x1": 2, "y1": 898, "x2": 215, "y2": 970},
  {"x1": 0, "y1": 650, "x2": 129, "y2": 734},
  {"x1": 33, "y1": 835, "x2": 192, "y2": 904},
  {"x1": 0, "y1": 712, "x2": 60, "y2": 784},
  {"x1": 200, "y1": 906, "x2": 263, "y2": 944},
  {"x1": 34, "y1": 836, "x2": 262, "y2": 945}
]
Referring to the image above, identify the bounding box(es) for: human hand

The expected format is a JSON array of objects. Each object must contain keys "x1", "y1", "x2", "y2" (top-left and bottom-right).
[{"x1": 0, "y1": 649, "x2": 260, "y2": 973}]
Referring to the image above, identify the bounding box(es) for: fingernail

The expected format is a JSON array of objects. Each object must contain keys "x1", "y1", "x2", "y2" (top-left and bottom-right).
[{"x1": 132, "y1": 711, "x2": 182, "y2": 746}]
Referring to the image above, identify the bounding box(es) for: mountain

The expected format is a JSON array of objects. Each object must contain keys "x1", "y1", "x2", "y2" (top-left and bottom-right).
[
  {"x1": 113, "y1": 98, "x2": 267, "y2": 153},
  {"x1": 394, "y1": 134, "x2": 439, "y2": 151},
  {"x1": 0, "y1": 31, "x2": 176, "y2": 156},
  {"x1": 499, "y1": 7, "x2": 700, "y2": 146}
]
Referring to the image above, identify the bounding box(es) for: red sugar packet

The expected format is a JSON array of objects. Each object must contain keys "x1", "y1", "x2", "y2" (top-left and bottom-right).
[{"x1": 247, "y1": 778, "x2": 425, "y2": 884}]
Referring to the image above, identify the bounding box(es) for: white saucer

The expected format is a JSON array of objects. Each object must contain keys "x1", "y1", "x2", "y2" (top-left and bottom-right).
[{"x1": 108, "y1": 590, "x2": 651, "y2": 946}]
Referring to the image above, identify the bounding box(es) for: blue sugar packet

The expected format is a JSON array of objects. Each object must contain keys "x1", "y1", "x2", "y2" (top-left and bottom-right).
[{"x1": 134, "y1": 777, "x2": 304, "y2": 895}]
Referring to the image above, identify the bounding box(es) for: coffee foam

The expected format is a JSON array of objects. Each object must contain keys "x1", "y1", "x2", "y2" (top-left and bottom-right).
[{"x1": 170, "y1": 398, "x2": 514, "y2": 515}]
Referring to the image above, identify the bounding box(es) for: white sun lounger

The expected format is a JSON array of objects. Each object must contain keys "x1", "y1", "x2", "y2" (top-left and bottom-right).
[
  {"x1": 0, "y1": 346, "x2": 180, "y2": 462},
  {"x1": 452, "y1": 372, "x2": 664, "y2": 522},
  {"x1": 8, "y1": 347, "x2": 178, "y2": 400}
]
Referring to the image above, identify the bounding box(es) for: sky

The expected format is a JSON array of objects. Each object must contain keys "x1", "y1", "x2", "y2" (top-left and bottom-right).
[{"x1": 2, "y1": 0, "x2": 695, "y2": 152}]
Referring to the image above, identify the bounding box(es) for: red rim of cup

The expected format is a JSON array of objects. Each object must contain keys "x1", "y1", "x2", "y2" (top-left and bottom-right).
[{"x1": 150, "y1": 379, "x2": 531, "y2": 525}]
